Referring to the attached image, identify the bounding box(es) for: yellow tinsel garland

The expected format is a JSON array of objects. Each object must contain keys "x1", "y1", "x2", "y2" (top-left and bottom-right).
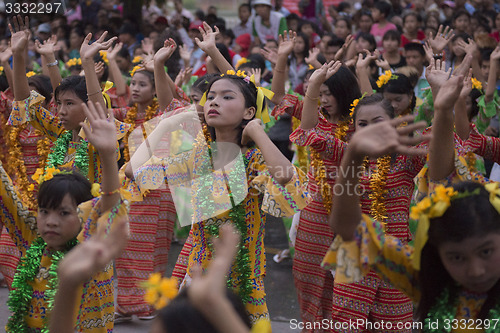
[
  {"x1": 123, "y1": 99, "x2": 159, "y2": 162},
  {"x1": 291, "y1": 117, "x2": 309, "y2": 173},
  {"x1": 334, "y1": 117, "x2": 352, "y2": 141},
  {"x1": 310, "y1": 148, "x2": 332, "y2": 214},
  {"x1": 366, "y1": 155, "x2": 391, "y2": 225},
  {"x1": 466, "y1": 151, "x2": 477, "y2": 173}
]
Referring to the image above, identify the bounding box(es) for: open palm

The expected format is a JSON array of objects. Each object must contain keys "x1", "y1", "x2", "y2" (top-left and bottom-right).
[{"x1": 9, "y1": 15, "x2": 30, "y2": 54}]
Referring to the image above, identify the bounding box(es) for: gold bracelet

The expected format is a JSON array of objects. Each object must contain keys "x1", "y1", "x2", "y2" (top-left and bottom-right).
[
  {"x1": 100, "y1": 188, "x2": 120, "y2": 196},
  {"x1": 87, "y1": 90, "x2": 102, "y2": 97},
  {"x1": 305, "y1": 93, "x2": 319, "y2": 101}
]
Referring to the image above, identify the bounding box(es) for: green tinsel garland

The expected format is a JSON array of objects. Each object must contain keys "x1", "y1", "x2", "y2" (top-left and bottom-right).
[
  {"x1": 46, "y1": 130, "x2": 89, "y2": 176},
  {"x1": 424, "y1": 287, "x2": 500, "y2": 333},
  {"x1": 7, "y1": 237, "x2": 78, "y2": 333},
  {"x1": 197, "y1": 138, "x2": 253, "y2": 305}
]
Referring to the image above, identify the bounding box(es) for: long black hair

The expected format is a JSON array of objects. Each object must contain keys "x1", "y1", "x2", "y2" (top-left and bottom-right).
[
  {"x1": 381, "y1": 73, "x2": 416, "y2": 115},
  {"x1": 417, "y1": 181, "x2": 500, "y2": 321},
  {"x1": 323, "y1": 65, "x2": 362, "y2": 120}
]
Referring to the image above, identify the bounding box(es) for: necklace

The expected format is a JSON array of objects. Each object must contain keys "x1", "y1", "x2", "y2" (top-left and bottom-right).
[
  {"x1": 123, "y1": 98, "x2": 159, "y2": 161},
  {"x1": 7, "y1": 237, "x2": 78, "y2": 333},
  {"x1": 364, "y1": 155, "x2": 391, "y2": 225},
  {"x1": 46, "y1": 130, "x2": 89, "y2": 176}
]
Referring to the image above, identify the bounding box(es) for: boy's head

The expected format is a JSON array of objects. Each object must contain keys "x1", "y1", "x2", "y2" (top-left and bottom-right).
[
  {"x1": 324, "y1": 38, "x2": 344, "y2": 62},
  {"x1": 238, "y1": 3, "x2": 251, "y2": 23},
  {"x1": 481, "y1": 49, "x2": 493, "y2": 80},
  {"x1": 372, "y1": 1, "x2": 392, "y2": 22},
  {"x1": 253, "y1": 0, "x2": 272, "y2": 20},
  {"x1": 404, "y1": 42, "x2": 426, "y2": 71},
  {"x1": 403, "y1": 12, "x2": 421, "y2": 33}
]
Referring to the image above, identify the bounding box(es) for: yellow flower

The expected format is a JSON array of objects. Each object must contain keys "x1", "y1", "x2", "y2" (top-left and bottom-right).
[
  {"x1": 410, "y1": 197, "x2": 431, "y2": 220},
  {"x1": 432, "y1": 185, "x2": 457, "y2": 205},
  {"x1": 0, "y1": 66, "x2": 4, "y2": 75},
  {"x1": 376, "y1": 70, "x2": 392, "y2": 88},
  {"x1": 132, "y1": 56, "x2": 143, "y2": 64},
  {"x1": 308, "y1": 64, "x2": 314, "y2": 70},
  {"x1": 226, "y1": 69, "x2": 236, "y2": 75},
  {"x1": 349, "y1": 98, "x2": 360, "y2": 117},
  {"x1": 235, "y1": 57, "x2": 248, "y2": 69},
  {"x1": 236, "y1": 70, "x2": 247, "y2": 78},
  {"x1": 471, "y1": 77, "x2": 482, "y2": 91},
  {"x1": 26, "y1": 71, "x2": 36, "y2": 78},
  {"x1": 65, "y1": 58, "x2": 82, "y2": 68},
  {"x1": 144, "y1": 288, "x2": 158, "y2": 305},
  {"x1": 32, "y1": 168, "x2": 44, "y2": 183},
  {"x1": 99, "y1": 50, "x2": 109, "y2": 64},
  {"x1": 147, "y1": 272, "x2": 162, "y2": 285},
  {"x1": 91, "y1": 183, "x2": 101, "y2": 197},
  {"x1": 155, "y1": 296, "x2": 169, "y2": 309},
  {"x1": 159, "y1": 277, "x2": 178, "y2": 299},
  {"x1": 130, "y1": 65, "x2": 142, "y2": 77},
  {"x1": 28, "y1": 184, "x2": 35, "y2": 192}
]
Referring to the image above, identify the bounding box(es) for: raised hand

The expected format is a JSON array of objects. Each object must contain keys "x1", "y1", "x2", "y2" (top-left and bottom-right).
[
  {"x1": 305, "y1": 47, "x2": 320, "y2": 65},
  {"x1": 434, "y1": 74, "x2": 464, "y2": 111},
  {"x1": 141, "y1": 37, "x2": 154, "y2": 55},
  {"x1": 35, "y1": 35, "x2": 60, "y2": 56},
  {"x1": 248, "y1": 68, "x2": 262, "y2": 86},
  {"x1": 423, "y1": 40, "x2": 434, "y2": 62},
  {"x1": 334, "y1": 34, "x2": 354, "y2": 61},
  {"x1": 356, "y1": 50, "x2": 378, "y2": 71},
  {"x1": 106, "y1": 41, "x2": 123, "y2": 61},
  {"x1": 179, "y1": 44, "x2": 192, "y2": 64},
  {"x1": 425, "y1": 58, "x2": 452, "y2": 91},
  {"x1": 452, "y1": 53, "x2": 472, "y2": 77},
  {"x1": 241, "y1": 118, "x2": 264, "y2": 146},
  {"x1": 95, "y1": 61, "x2": 105, "y2": 78},
  {"x1": 80, "y1": 101, "x2": 117, "y2": 155},
  {"x1": 277, "y1": 30, "x2": 296, "y2": 56},
  {"x1": 349, "y1": 115, "x2": 430, "y2": 159},
  {"x1": 428, "y1": 25, "x2": 454, "y2": 54},
  {"x1": 80, "y1": 31, "x2": 117, "y2": 60},
  {"x1": 459, "y1": 68, "x2": 473, "y2": 99},
  {"x1": 195, "y1": 22, "x2": 219, "y2": 52},
  {"x1": 8, "y1": 15, "x2": 30, "y2": 55},
  {"x1": 375, "y1": 57, "x2": 390, "y2": 71},
  {"x1": 309, "y1": 60, "x2": 342, "y2": 85},
  {"x1": 457, "y1": 38, "x2": 478, "y2": 56},
  {"x1": 491, "y1": 44, "x2": 500, "y2": 61},
  {"x1": 260, "y1": 47, "x2": 278, "y2": 65},
  {"x1": 154, "y1": 38, "x2": 177, "y2": 63}
]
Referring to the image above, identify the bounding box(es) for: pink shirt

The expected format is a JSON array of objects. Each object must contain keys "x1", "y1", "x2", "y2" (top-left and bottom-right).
[{"x1": 371, "y1": 22, "x2": 398, "y2": 48}]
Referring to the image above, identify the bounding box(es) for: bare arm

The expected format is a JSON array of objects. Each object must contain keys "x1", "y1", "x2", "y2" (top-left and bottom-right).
[
  {"x1": 0, "y1": 47, "x2": 14, "y2": 92},
  {"x1": 485, "y1": 45, "x2": 500, "y2": 104},
  {"x1": 153, "y1": 38, "x2": 176, "y2": 111},
  {"x1": 195, "y1": 22, "x2": 233, "y2": 74},
  {"x1": 271, "y1": 30, "x2": 295, "y2": 105},
  {"x1": 9, "y1": 15, "x2": 31, "y2": 101},
  {"x1": 106, "y1": 42, "x2": 127, "y2": 97},
  {"x1": 35, "y1": 35, "x2": 62, "y2": 91},
  {"x1": 454, "y1": 70, "x2": 473, "y2": 140}
]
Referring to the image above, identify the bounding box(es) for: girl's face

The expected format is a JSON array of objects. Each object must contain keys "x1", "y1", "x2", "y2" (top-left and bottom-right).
[
  {"x1": 371, "y1": 8, "x2": 381, "y2": 22},
  {"x1": 383, "y1": 92, "x2": 411, "y2": 115},
  {"x1": 404, "y1": 15, "x2": 418, "y2": 33},
  {"x1": 293, "y1": 36, "x2": 306, "y2": 54},
  {"x1": 454, "y1": 14, "x2": 470, "y2": 32},
  {"x1": 426, "y1": 15, "x2": 439, "y2": 30},
  {"x1": 355, "y1": 104, "x2": 391, "y2": 130},
  {"x1": 335, "y1": 20, "x2": 350, "y2": 39},
  {"x1": 301, "y1": 24, "x2": 314, "y2": 37},
  {"x1": 37, "y1": 194, "x2": 81, "y2": 251},
  {"x1": 130, "y1": 72, "x2": 155, "y2": 104},
  {"x1": 190, "y1": 88, "x2": 205, "y2": 120},
  {"x1": 356, "y1": 37, "x2": 373, "y2": 53},
  {"x1": 204, "y1": 79, "x2": 255, "y2": 129},
  {"x1": 57, "y1": 90, "x2": 86, "y2": 131},
  {"x1": 382, "y1": 38, "x2": 399, "y2": 53},
  {"x1": 439, "y1": 233, "x2": 500, "y2": 293},
  {"x1": 319, "y1": 84, "x2": 337, "y2": 116}
]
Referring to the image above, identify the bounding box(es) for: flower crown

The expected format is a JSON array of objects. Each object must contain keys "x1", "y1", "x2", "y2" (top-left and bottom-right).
[
  {"x1": 410, "y1": 183, "x2": 500, "y2": 270},
  {"x1": 198, "y1": 69, "x2": 274, "y2": 124},
  {"x1": 376, "y1": 70, "x2": 398, "y2": 88},
  {"x1": 235, "y1": 57, "x2": 248, "y2": 69},
  {"x1": 65, "y1": 58, "x2": 82, "y2": 68}
]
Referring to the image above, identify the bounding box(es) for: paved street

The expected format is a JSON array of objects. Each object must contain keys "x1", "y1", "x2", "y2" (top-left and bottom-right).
[{"x1": 0, "y1": 215, "x2": 300, "y2": 332}]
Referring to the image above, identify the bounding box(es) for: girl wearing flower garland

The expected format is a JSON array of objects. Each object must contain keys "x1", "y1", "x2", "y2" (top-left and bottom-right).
[
  {"x1": 270, "y1": 31, "x2": 362, "y2": 327},
  {"x1": 126, "y1": 67, "x2": 309, "y2": 322},
  {"x1": 327, "y1": 70, "x2": 500, "y2": 333},
  {"x1": 0, "y1": 100, "x2": 128, "y2": 332}
]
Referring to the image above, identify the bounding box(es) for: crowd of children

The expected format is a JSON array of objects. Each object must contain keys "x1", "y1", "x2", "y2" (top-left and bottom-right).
[{"x1": 0, "y1": 0, "x2": 500, "y2": 332}]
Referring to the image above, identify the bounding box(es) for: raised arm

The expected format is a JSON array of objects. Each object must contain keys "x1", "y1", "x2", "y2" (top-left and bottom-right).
[
  {"x1": 9, "y1": 15, "x2": 31, "y2": 101},
  {"x1": 271, "y1": 30, "x2": 295, "y2": 105},
  {"x1": 454, "y1": 70, "x2": 473, "y2": 140},
  {"x1": 153, "y1": 38, "x2": 176, "y2": 111},
  {"x1": 330, "y1": 116, "x2": 428, "y2": 239},
  {"x1": 426, "y1": 25, "x2": 454, "y2": 63},
  {"x1": 356, "y1": 50, "x2": 378, "y2": 96},
  {"x1": 80, "y1": 32, "x2": 117, "y2": 108},
  {"x1": 35, "y1": 35, "x2": 62, "y2": 91},
  {"x1": 106, "y1": 42, "x2": 127, "y2": 97},
  {"x1": 458, "y1": 38, "x2": 483, "y2": 83},
  {"x1": 485, "y1": 45, "x2": 500, "y2": 104},
  {"x1": 301, "y1": 61, "x2": 341, "y2": 130},
  {"x1": 79, "y1": 101, "x2": 120, "y2": 212},
  {"x1": 195, "y1": 22, "x2": 233, "y2": 74}
]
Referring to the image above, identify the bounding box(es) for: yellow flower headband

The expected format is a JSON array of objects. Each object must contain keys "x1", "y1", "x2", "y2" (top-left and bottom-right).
[
  {"x1": 26, "y1": 71, "x2": 36, "y2": 78},
  {"x1": 142, "y1": 273, "x2": 178, "y2": 309},
  {"x1": 129, "y1": 65, "x2": 143, "y2": 77},
  {"x1": 199, "y1": 69, "x2": 274, "y2": 124},
  {"x1": 65, "y1": 58, "x2": 82, "y2": 68},
  {"x1": 376, "y1": 70, "x2": 398, "y2": 88},
  {"x1": 235, "y1": 57, "x2": 248, "y2": 69},
  {"x1": 410, "y1": 183, "x2": 500, "y2": 270},
  {"x1": 348, "y1": 93, "x2": 367, "y2": 118}
]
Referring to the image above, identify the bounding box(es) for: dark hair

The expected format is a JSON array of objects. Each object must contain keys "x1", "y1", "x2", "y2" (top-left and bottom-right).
[
  {"x1": 453, "y1": 9, "x2": 471, "y2": 23},
  {"x1": 38, "y1": 172, "x2": 93, "y2": 209},
  {"x1": 357, "y1": 32, "x2": 376, "y2": 51},
  {"x1": 192, "y1": 73, "x2": 219, "y2": 94},
  {"x1": 293, "y1": 32, "x2": 310, "y2": 59},
  {"x1": 353, "y1": 93, "x2": 394, "y2": 121},
  {"x1": 117, "y1": 46, "x2": 131, "y2": 61},
  {"x1": 374, "y1": 1, "x2": 392, "y2": 18},
  {"x1": 205, "y1": 75, "x2": 260, "y2": 146},
  {"x1": 323, "y1": 65, "x2": 362, "y2": 120},
  {"x1": 404, "y1": 42, "x2": 425, "y2": 57},
  {"x1": 239, "y1": 3, "x2": 251, "y2": 11},
  {"x1": 159, "y1": 288, "x2": 252, "y2": 333},
  {"x1": 28, "y1": 75, "x2": 53, "y2": 102},
  {"x1": 481, "y1": 48, "x2": 493, "y2": 63},
  {"x1": 335, "y1": 17, "x2": 352, "y2": 31},
  {"x1": 327, "y1": 37, "x2": 346, "y2": 48},
  {"x1": 93, "y1": 53, "x2": 109, "y2": 82},
  {"x1": 468, "y1": 88, "x2": 482, "y2": 121},
  {"x1": 131, "y1": 70, "x2": 155, "y2": 86},
  {"x1": 403, "y1": 11, "x2": 422, "y2": 24},
  {"x1": 417, "y1": 181, "x2": 500, "y2": 321},
  {"x1": 381, "y1": 73, "x2": 416, "y2": 113},
  {"x1": 54, "y1": 75, "x2": 88, "y2": 104},
  {"x1": 382, "y1": 29, "x2": 401, "y2": 43},
  {"x1": 216, "y1": 43, "x2": 232, "y2": 66}
]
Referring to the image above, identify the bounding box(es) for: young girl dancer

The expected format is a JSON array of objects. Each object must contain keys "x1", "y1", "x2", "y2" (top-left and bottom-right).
[{"x1": 127, "y1": 70, "x2": 309, "y2": 323}]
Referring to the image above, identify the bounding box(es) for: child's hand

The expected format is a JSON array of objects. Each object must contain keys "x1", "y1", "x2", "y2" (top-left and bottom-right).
[
  {"x1": 308, "y1": 60, "x2": 342, "y2": 85},
  {"x1": 35, "y1": 35, "x2": 60, "y2": 56},
  {"x1": 425, "y1": 58, "x2": 452, "y2": 91},
  {"x1": 356, "y1": 49, "x2": 377, "y2": 71},
  {"x1": 195, "y1": 22, "x2": 219, "y2": 53},
  {"x1": 277, "y1": 30, "x2": 296, "y2": 57},
  {"x1": 458, "y1": 38, "x2": 478, "y2": 57},
  {"x1": 248, "y1": 68, "x2": 262, "y2": 86},
  {"x1": 305, "y1": 47, "x2": 320, "y2": 65},
  {"x1": 334, "y1": 34, "x2": 353, "y2": 61},
  {"x1": 490, "y1": 44, "x2": 500, "y2": 61},
  {"x1": 106, "y1": 42, "x2": 123, "y2": 61},
  {"x1": 57, "y1": 215, "x2": 129, "y2": 286},
  {"x1": 80, "y1": 31, "x2": 117, "y2": 61},
  {"x1": 179, "y1": 44, "x2": 192, "y2": 64},
  {"x1": 141, "y1": 37, "x2": 154, "y2": 55},
  {"x1": 260, "y1": 47, "x2": 278, "y2": 65},
  {"x1": 188, "y1": 224, "x2": 240, "y2": 308},
  {"x1": 459, "y1": 68, "x2": 473, "y2": 99},
  {"x1": 154, "y1": 38, "x2": 177, "y2": 64},
  {"x1": 95, "y1": 61, "x2": 105, "y2": 78},
  {"x1": 349, "y1": 115, "x2": 429, "y2": 159},
  {"x1": 375, "y1": 57, "x2": 390, "y2": 71},
  {"x1": 80, "y1": 101, "x2": 117, "y2": 155},
  {"x1": 434, "y1": 74, "x2": 464, "y2": 111},
  {"x1": 428, "y1": 25, "x2": 454, "y2": 54},
  {"x1": 241, "y1": 118, "x2": 264, "y2": 146},
  {"x1": 8, "y1": 15, "x2": 30, "y2": 55}
]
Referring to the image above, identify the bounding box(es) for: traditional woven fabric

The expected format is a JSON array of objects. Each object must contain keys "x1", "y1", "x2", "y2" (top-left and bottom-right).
[
  {"x1": 463, "y1": 123, "x2": 500, "y2": 164},
  {"x1": 0, "y1": 162, "x2": 127, "y2": 332}
]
